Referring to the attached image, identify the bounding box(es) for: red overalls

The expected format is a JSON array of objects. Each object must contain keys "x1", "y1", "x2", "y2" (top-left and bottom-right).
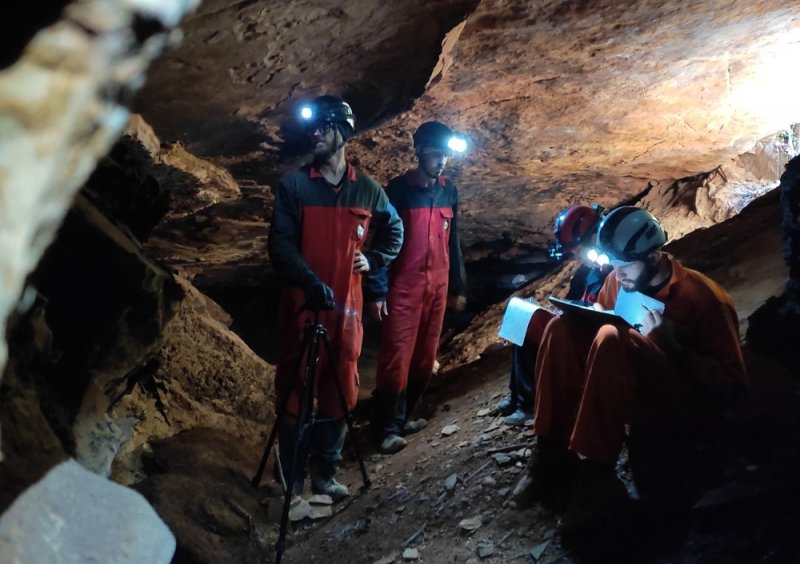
[
  {"x1": 269, "y1": 164, "x2": 403, "y2": 419},
  {"x1": 371, "y1": 171, "x2": 465, "y2": 430}
]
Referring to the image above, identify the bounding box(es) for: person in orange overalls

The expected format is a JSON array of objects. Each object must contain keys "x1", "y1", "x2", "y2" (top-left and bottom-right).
[
  {"x1": 269, "y1": 96, "x2": 403, "y2": 499},
  {"x1": 497, "y1": 205, "x2": 611, "y2": 426},
  {"x1": 513, "y1": 206, "x2": 746, "y2": 533},
  {"x1": 367, "y1": 121, "x2": 467, "y2": 454}
]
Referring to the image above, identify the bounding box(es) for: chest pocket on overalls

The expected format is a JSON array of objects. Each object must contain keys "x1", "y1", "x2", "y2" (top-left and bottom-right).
[
  {"x1": 436, "y1": 208, "x2": 454, "y2": 263},
  {"x1": 438, "y1": 208, "x2": 453, "y2": 237},
  {"x1": 348, "y1": 208, "x2": 372, "y2": 247}
]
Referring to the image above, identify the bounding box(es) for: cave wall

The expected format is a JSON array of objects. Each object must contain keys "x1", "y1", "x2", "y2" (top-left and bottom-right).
[
  {"x1": 133, "y1": 0, "x2": 800, "y2": 255},
  {"x1": 0, "y1": 0, "x2": 200, "y2": 382},
  {"x1": 1, "y1": 1, "x2": 800, "y2": 560},
  {"x1": 0, "y1": 0, "x2": 207, "y2": 546}
]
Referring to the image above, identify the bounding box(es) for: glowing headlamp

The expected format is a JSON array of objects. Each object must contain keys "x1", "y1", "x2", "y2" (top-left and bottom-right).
[
  {"x1": 447, "y1": 135, "x2": 468, "y2": 154},
  {"x1": 300, "y1": 105, "x2": 314, "y2": 120},
  {"x1": 587, "y1": 248, "x2": 610, "y2": 266}
]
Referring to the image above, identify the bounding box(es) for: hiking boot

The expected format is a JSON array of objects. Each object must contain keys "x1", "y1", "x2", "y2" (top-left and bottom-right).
[
  {"x1": 310, "y1": 475, "x2": 350, "y2": 502},
  {"x1": 494, "y1": 395, "x2": 514, "y2": 415},
  {"x1": 503, "y1": 409, "x2": 534, "y2": 426},
  {"x1": 401, "y1": 418, "x2": 428, "y2": 436},
  {"x1": 512, "y1": 438, "x2": 579, "y2": 509},
  {"x1": 379, "y1": 434, "x2": 407, "y2": 454},
  {"x1": 556, "y1": 460, "x2": 630, "y2": 535}
]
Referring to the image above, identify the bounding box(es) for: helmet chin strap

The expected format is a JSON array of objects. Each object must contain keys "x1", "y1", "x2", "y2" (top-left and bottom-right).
[{"x1": 313, "y1": 128, "x2": 346, "y2": 164}]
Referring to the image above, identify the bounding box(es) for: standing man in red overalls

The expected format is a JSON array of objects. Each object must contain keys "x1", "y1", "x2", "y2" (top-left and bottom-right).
[
  {"x1": 269, "y1": 96, "x2": 403, "y2": 499},
  {"x1": 367, "y1": 121, "x2": 468, "y2": 454}
]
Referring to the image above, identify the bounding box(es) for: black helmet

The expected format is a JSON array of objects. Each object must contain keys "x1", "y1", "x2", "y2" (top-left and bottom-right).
[
  {"x1": 596, "y1": 206, "x2": 667, "y2": 263},
  {"x1": 413, "y1": 121, "x2": 467, "y2": 154},
  {"x1": 300, "y1": 95, "x2": 355, "y2": 137}
]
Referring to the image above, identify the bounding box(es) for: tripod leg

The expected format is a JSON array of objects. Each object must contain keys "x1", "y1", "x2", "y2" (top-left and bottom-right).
[
  {"x1": 274, "y1": 417, "x2": 313, "y2": 564},
  {"x1": 275, "y1": 318, "x2": 323, "y2": 563},
  {"x1": 320, "y1": 333, "x2": 371, "y2": 490},
  {"x1": 252, "y1": 378, "x2": 296, "y2": 487},
  {"x1": 251, "y1": 417, "x2": 282, "y2": 488},
  {"x1": 252, "y1": 348, "x2": 307, "y2": 488}
]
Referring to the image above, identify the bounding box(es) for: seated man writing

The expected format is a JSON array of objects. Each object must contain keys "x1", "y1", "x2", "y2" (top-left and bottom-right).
[{"x1": 513, "y1": 206, "x2": 746, "y2": 534}]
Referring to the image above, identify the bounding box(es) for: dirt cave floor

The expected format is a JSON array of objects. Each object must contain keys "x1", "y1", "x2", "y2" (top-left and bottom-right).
[{"x1": 142, "y1": 345, "x2": 800, "y2": 564}]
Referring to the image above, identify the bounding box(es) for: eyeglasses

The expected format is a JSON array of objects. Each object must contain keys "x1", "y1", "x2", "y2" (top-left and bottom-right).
[{"x1": 306, "y1": 121, "x2": 335, "y2": 135}]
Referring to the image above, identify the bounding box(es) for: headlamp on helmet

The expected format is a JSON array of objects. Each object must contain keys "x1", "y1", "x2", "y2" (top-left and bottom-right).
[
  {"x1": 298, "y1": 95, "x2": 356, "y2": 138},
  {"x1": 447, "y1": 135, "x2": 468, "y2": 154},
  {"x1": 414, "y1": 121, "x2": 468, "y2": 155}
]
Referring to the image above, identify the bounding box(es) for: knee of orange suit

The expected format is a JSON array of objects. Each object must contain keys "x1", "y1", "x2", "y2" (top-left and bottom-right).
[
  {"x1": 594, "y1": 324, "x2": 622, "y2": 346},
  {"x1": 542, "y1": 315, "x2": 572, "y2": 342}
]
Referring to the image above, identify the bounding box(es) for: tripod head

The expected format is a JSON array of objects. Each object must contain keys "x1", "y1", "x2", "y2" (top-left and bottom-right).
[{"x1": 303, "y1": 310, "x2": 329, "y2": 340}]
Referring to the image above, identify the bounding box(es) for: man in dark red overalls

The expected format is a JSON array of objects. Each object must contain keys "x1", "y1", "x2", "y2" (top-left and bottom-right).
[
  {"x1": 367, "y1": 121, "x2": 468, "y2": 454},
  {"x1": 269, "y1": 96, "x2": 403, "y2": 499},
  {"x1": 497, "y1": 205, "x2": 611, "y2": 426}
]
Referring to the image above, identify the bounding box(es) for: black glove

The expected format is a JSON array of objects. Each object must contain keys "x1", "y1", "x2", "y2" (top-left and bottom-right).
[{"x1": 304, "y1": 281, "x2": 335, "y2": 311}]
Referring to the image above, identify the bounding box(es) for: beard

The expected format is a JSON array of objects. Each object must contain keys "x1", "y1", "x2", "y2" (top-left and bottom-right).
[
  {"x1": 311, "y1": 128, "x2": 344, "y2": 163},
  {"x1": 621, "y1": 256, "x2": 660, "y2": 293},
  {"x1": 312, "y1": 142, "x2": 335, "y2": 163}
]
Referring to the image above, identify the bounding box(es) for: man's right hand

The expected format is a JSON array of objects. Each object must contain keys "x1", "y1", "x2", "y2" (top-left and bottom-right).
[
  {"x1": 305, "y1": 282, "x2": 335, "y2": 311},
  {"x1": 367, "y1": 300, "x2": 388, "y2": 321}
]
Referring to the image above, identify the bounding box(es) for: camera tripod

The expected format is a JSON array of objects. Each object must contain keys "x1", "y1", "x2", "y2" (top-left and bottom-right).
[{"x1": 251, "y1": 310, "x2": 370, "y2": 564}]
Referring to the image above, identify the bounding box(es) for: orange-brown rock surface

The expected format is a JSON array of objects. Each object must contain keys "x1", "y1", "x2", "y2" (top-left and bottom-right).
[{"x1": 136, "y1": 0, "x2": 800, "y2": 247}]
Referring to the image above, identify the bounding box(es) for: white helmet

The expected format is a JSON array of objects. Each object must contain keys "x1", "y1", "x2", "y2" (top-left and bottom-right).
[{"x1": 596, "y1": 206, "x2": 666, "y2": 263}]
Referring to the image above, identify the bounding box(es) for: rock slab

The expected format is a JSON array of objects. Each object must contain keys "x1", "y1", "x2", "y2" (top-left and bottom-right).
[{"x1": 0, "y1": 460, "x2": 175, "y2": 563}]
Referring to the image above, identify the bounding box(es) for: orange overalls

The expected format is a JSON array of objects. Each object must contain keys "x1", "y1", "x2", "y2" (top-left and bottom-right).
[{"x1": 533, "y1": 254, "x2": 746, "y2": 462}]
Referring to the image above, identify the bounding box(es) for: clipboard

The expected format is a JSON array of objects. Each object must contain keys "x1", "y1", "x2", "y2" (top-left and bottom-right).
[
  {"x1": 548, "y1": 296, "x2": 630, "y2": 327},
  {"x1": 549, "y1": 291, "x2": 665, "y2": 333}
]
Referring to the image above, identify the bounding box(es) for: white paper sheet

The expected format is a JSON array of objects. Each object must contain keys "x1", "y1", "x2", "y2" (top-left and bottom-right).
[
  {"x1": 613, "y1": 290, "x2": 665, "y2": 331},
  {"x1": 498, "y1": 297, "x2": 542, "y2": 346}
]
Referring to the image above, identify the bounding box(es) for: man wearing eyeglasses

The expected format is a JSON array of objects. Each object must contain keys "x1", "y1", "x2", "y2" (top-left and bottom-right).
[{"x1": 268, "y1": 95, "x2": 403, "y2": 500}]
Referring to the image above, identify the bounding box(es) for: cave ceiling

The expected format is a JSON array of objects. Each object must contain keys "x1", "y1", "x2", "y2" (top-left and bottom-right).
[{"x1": 134, "y1": 0, "x2": 800, "y2": 251}]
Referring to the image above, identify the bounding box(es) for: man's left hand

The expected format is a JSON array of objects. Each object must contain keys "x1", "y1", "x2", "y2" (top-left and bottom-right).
[
  {"x1": 447, "y1": 295, "x2": 467, "y2": 312},
  {"x1": 353, "y1": 251, "x2": 370, "y2": 273},
  {"x1": 641, "y1": 307, "x2": 685, "y2": 354},
  {"x1": 641, "y1": 306, "x2": 668, "y2": 336},
  {"x1": 367, "y1": 300, "x2": 388, "y2": 321}
]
